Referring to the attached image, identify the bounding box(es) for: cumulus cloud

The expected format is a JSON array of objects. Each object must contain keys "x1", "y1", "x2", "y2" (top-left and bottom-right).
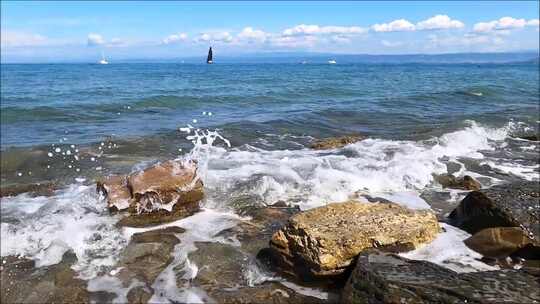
[
  {"x1": 162, "y1": 33, "x2": 188, "y2": 44},
  {"x1": 381, "y1": 40, "x2": 403, "y2": 47},
  {"x1": 237, "y1": 27, "x2": 268, "y2": 43},
  {"x1": 194, "y1": 31, "x2": 233, "y2": 43},
  {"x1": 1, "y1": 30, "x2": 47, "y2": 47},
  {"x1": 282, "y1": 24, "x2": 366, "y2": 36},
  {"x1": 472, "y1": 17, "x2": 537, "y2": 33},
  {"x1": 416, "y1": 15, "x2": 465, "y2": 30},
  {"x1": 87, "y1": 33, "x2": 105, "y2": 46},
  {"x1": 371, "y1": 19, "x2": 416, "y2": 32}
]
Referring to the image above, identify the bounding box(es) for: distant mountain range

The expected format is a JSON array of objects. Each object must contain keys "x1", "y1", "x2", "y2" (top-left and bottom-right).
[
  {"x1": 3, "y1": 51, "x2": 539, "y2": 64},
  {"x1": 111, "y1": 51, "x2": 540, "y2": 64}
]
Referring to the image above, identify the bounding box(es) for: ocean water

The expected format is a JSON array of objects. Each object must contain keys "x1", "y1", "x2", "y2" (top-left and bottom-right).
[{"x1": 1, "y1": 62, "x2": 539, "y2": 302}]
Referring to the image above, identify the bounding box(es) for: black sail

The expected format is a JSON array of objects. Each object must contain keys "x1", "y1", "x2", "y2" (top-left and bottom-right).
[{"x1": 207, "y1": 47, "x2": 213, "y2": 63}]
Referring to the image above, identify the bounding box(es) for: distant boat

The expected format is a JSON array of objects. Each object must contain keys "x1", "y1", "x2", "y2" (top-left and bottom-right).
[
  {"x1": 301, "y1": 60, "x2": 308, "y2": 64},
  {"x1": 99, "y1": 51, "x2": 109, "y2": 65},
  {"x1": 207, "y1": 47, "x2": 213, "y2": 64},
  {"x1": 328, "y1": 59, "x2": 336, "y2": 64}
]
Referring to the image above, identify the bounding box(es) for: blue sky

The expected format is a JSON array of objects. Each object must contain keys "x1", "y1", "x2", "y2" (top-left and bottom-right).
[{"x1": 1, "y1": 1, "x2": 539, "y2": 62}]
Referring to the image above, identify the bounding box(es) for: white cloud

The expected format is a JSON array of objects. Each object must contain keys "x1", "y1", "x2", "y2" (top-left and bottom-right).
[
  {"x1": 527, "y1": 19, "x2": 540, "y2": 27},
  {"x1": 282, "y1": 24, "x2": 366, "y2": 36},
  {"x1": 473, "y1": 17, "x2": 531, "y2": 33},
  {"x1": 194, "y1": 31, "x2": 233, "y2": 43},
  {"x1": 1, "y1": 30, "x2": 47, "y2": 47},
  {"x1": 237, "y1": 27, "x2": 268, "y2": 43},
  {"x1": 371, "y1": 19, "x2": 416, "y2": 32},
  {"x1": 416, "y1": 15, "x2": 464, "y2": 30},
  {"x1": 381, "y1": 40, "x2": 403, "y2": 47},
  {"x1": 269, "y1": 35, "x2": 318, "y2": 48},
  {"x1": 87, "y1": 33, "x2": 105, "y2": 46},
  {"x1": 162, "y1": 33, "x2": 188, "y2": 44}
]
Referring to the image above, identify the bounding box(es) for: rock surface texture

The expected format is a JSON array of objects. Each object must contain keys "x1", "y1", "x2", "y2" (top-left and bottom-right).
[
  {"x1": 269, "y1": 201, "x2": 440, "y2": 280},
  {"x1": 448, "y1": 181, "x2": 540, "y2": 243},
  {"x1": 310, "y1": 135, "x2": 365, "y2": 150},
  {"x1": 434, "y1": 174, "x2": 481, "y2": 191},
  {"x1": 342, "y1": 250, "x2": 540, "y2": 304},
  {"x1": 97, "y1": 160, "x2": 204, "y2": 227}
]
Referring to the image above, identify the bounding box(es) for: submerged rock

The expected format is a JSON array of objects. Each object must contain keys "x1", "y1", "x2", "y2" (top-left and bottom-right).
[
  {"x1": 342, "y1": 250, "x2": 540, "y2": 304},
  {"x1": 97, "y1": 159, "x2": 204, "y2": 227},
  {"x1": 0, "y1": 252, "x2": 89, "y2": 303},
  {"x1": 0, "y1": 181, "x2": 58, "y2": 197},
  {"x1": 310, "y1": 135, "x2": 365, "y2": 150},
  {"x1": 464, "y1": 227, "x2": 539, "y2": 260},
  {"x1": 515, "y1": 134, "x2": 540, "y2": 141},
  {"x1": 434, "y1": 174, "x2": 481, "y2": 191},
  {"x1": 269, "y1": 200, "x2": 440, "y2": 280},
  {"x1": 448, "y1": 181, "x2": 540, "y2": 242}
]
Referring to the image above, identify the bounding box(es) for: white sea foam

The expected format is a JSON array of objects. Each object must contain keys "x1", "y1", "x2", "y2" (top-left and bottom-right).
[{"x1": 400, "y1": 223, "x2": 499, "y2": 273}]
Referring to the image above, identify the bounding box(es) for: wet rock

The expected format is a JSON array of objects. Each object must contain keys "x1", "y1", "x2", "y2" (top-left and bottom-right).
[
  {"x1": 97, "y1": 159, "x2": 204, "y2": 227},
  {"x1": 448, "y1": 181, "x2": 540, "y2": 242},
  {"x1": 516, "y1": 134, "x2": 540, "y2": 141},
  {"x1": 188, "y1": 242, "x2": 332, "y2": 304},
  {"x1": 0, "y1": 252, "x2": 89, "y2": 304},
  {"x1": 310, "y1": 135, "x2": 365, "y2": 150},
  {"x1": 117, "y1": 227, "x2": 183, "y2": 284},
  {"x1": 464, "y1": 227, "x2": 539, "y2": 259},
  {"x1": 269, "y1": 200, "x2": 440, "y2": 280},
  {"x1": 0, "y1": 181, "x2": 58, "y2": 197},
  {"x1": 97, "y1": 175, "x2": 131, "y2": 211},
  {"x1": 126, "y1": 286, "x2": 153, "y2": 304},
  {"x1": 434, "y1": 174, "x2": 481, "y2": 191},
  {"x1": 342, "y1": 250, "x2": 540, "y2": 304}
]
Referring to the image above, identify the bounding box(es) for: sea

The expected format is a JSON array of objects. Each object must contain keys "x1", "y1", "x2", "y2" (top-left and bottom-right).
[{"x1": 1, "y1": 61, "x2": 539, "y2": 302}]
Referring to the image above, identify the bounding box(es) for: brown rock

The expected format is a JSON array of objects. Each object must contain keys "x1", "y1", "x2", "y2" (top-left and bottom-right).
[
  {"x1": 434, "y1": 174, "x2": 481, "y2": 191},
  {"x1": 0, "y1": 181, "x2": 58, "y2": 197},
  {"x1": 464, "y1": 227, "x2": 539, "y2": 259},
  {"x1": 97, "y1": 160, "x2": 205, "y2": 227},
  {"x1": 96, "y1": 175, "x2": 132, "y2": 211},
  {"x1": 310, "y1": 135, "x2": 365, "y2": 150},
  {"x1": 269, "y1": 200, "x2": 440, "y2": 280}
]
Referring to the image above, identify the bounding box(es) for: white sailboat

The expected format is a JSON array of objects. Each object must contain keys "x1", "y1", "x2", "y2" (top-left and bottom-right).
[
  {"x1": 328, "y1": 59, "x2": 337, "y2": 64},
  {"x1": 99, "y1": 51, "x2": 109, "y2": 65}
]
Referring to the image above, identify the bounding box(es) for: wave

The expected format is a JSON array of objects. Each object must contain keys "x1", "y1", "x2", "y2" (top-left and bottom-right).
[{"x1": 0, "y1": 120, "x2": 537, "y2": 300}]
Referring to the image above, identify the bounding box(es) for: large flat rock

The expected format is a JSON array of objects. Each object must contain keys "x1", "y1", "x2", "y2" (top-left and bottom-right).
[
  {"x1": 269, "y1": 200, "x2": 440, "y2": 280},
  {"x1": 342, "y1": 250, "x2": 540, "y2": 303}
]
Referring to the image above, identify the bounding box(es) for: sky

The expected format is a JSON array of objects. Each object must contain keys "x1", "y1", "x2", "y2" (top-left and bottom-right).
[{"x1": 1, "y1": 1, "x2": 539, "y2": 62}]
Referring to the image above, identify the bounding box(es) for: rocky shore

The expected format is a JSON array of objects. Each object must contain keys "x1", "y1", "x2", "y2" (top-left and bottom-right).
[{"x1": 1, "y1": 136, "x2": 539, "y2": 303}]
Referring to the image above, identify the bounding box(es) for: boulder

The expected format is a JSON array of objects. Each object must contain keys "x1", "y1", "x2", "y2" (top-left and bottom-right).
[
  {"x1": 310, "y1": 135, "x2": 365, "y2": 150},
  {"x1": 269, "y1": 201, "x2": 440, "y2": 280},
  {"x1": 117, "y1": 226, "x2": 183, "y2": 284},
  {"x1": 97, "y1": 175, "x2": 131, "y2": 211},
  {"x1": 464, "y1": 227, "x2": 539, "y2": 260},
  {"x1": 342, "y1": 250, "x2": 540, "y2": 304},
  {"x1": 434, "y1": 174, "x2": 481, "y2": 191},
  {"x1": 448, "y1": 181, "x2": 540, "y2": 242},
  {"x1": 97, "y1": 159, "x2": 204, "y2": 227}
]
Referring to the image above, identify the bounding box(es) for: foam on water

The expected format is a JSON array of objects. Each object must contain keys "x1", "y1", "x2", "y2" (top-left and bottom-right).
[{"x1": 400, "y1": 223, "x2": 499, "y2": 273}]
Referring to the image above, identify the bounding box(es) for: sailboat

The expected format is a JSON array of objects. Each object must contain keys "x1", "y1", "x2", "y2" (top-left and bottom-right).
[
  {"x1": 328, "y1": 59, "x2": 336, "y2": 64},
  {"x1": 206, "y1": 47, "x2": 213, "y2": 64},
  {"x1": 99, "y1": 51, "x2": 109, "y2": 65}
]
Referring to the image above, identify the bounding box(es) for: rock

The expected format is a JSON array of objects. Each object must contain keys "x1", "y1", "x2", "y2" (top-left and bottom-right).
[
  {"x1": 516, "y1": 134, "x2": 539, "y2": 141},
  {"x1": 117, "y1": 227, "x2": 183, "y2": 283},
  {"x1": 434, "y1": 174, "x2": 481, "y2": 191},
  {"x1": 97, "y1": 175, "x2": 131, "y2": 211},
  {"x1": 97, "y1": 159, "x2": 204, "y2": 227},
  {"x1": 269, "y1": 200, "x2": 440, "y2": 280},
  {"x1": 126, "y1": 286, "x2": 153, "y2": 304},
  {"x1": 188, "y1": 242, "x2": 332, "y2": 304},
  {"x1": 448, "y1": 181, "x2": 540, "y2": 242},
  {"x1": 0, "y1": 181, "x2": 58, "y2": 197},
  {"x1": 310, "y1": 135, "x2": 365, "y2": 150},
  {"x1": 342, "y1": 250, "x2": 540, "y2": 304},
  {"x1": 0, "y1": 252, "x2": 89, "y2": 304},
  {"x1": 464, "y1": 227, "x2": 539, "y2": 259}
]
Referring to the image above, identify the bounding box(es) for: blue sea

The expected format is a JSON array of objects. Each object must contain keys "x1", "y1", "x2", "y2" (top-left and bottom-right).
[{"x1": 0, "y1": 61, "x2": 539, "y2": 301}]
